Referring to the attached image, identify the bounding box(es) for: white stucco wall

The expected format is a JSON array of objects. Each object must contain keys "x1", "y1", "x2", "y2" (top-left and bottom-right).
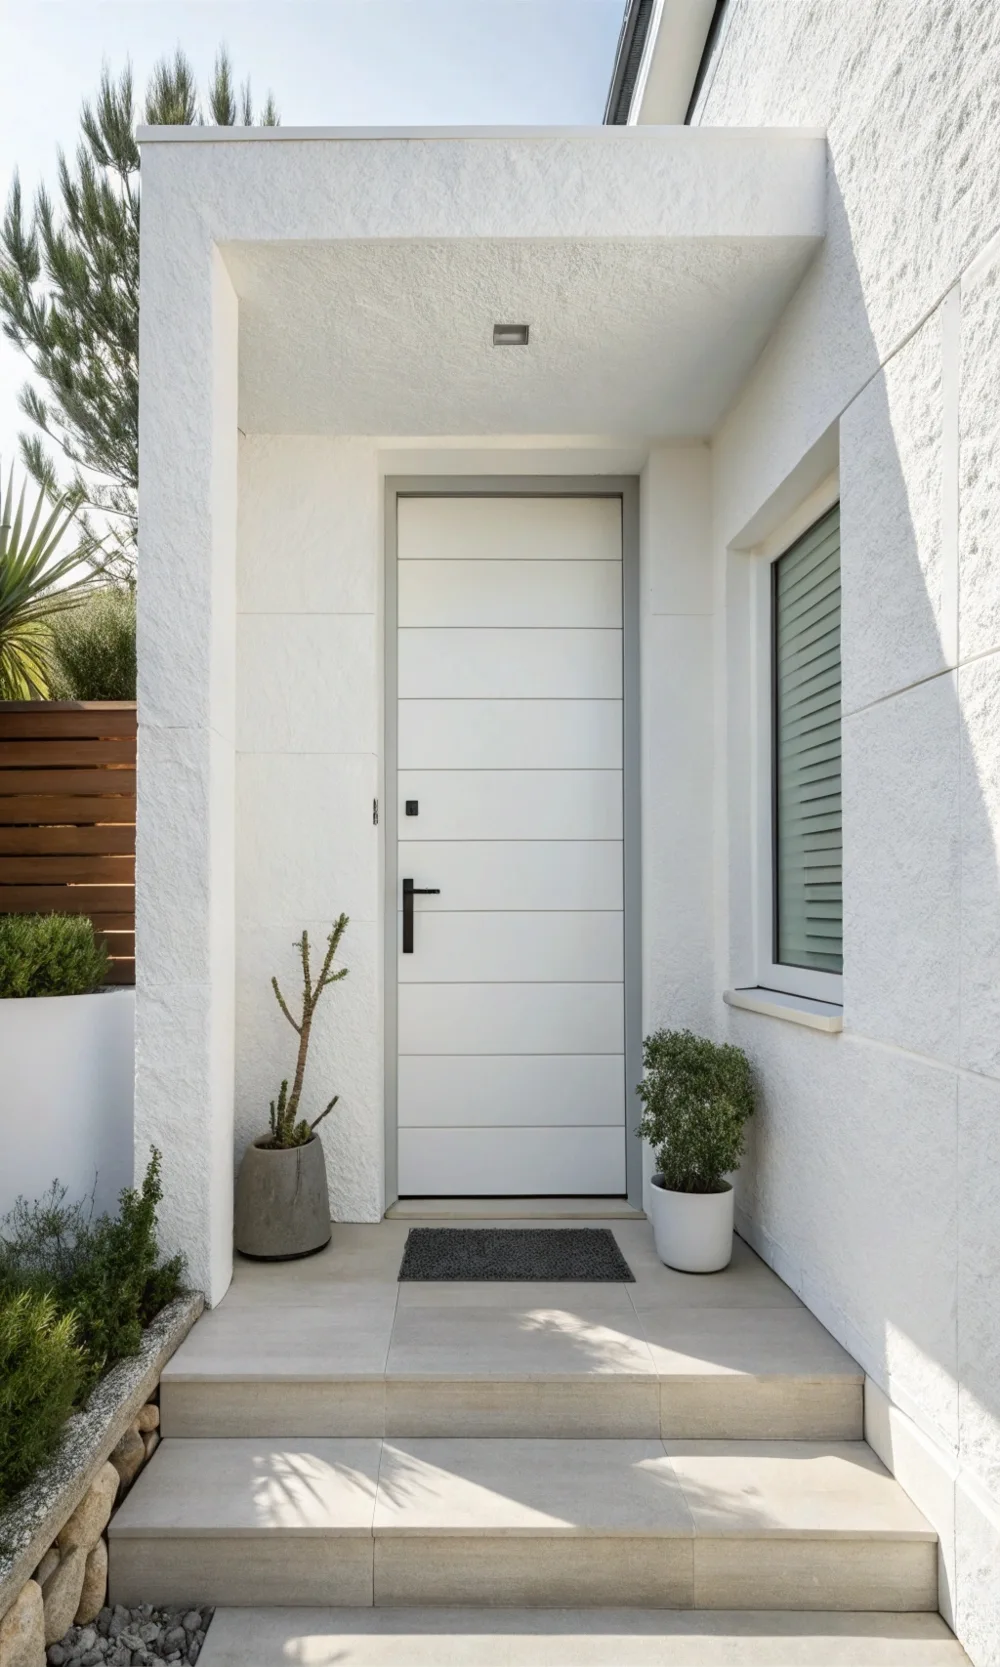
[
  {"x1": 234, "y1": 436, "x2": 384, "y2": 1223},
  {"x1": 136, "y1": 240, "x2": 238, "y2": 1308},
  {"x1": 230, "y1": 434, "x2": 716, "y2": 1225},
  {"x1": 695, "y1": 4, "x2": 1000, "y2": 1661},
  {"x1": 639, "y1": 446, "x2": 715, "y2": 1039}
]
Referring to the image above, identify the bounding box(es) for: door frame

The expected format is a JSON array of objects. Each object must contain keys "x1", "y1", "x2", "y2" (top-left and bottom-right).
[{"x1": 383, "y1": 475, "x2": 642, "y2": 1208}]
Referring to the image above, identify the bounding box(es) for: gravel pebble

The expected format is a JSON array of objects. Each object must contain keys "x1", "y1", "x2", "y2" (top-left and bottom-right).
[{"x1": 46, "y1": 1605, "x2": 213, "y2": 1667}]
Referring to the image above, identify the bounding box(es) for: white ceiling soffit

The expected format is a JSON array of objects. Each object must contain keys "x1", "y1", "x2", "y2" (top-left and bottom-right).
[
  {"x1": 228, "y1": 235, "x2": 817, "y2": 439},
  {"x1": 630, "y1": 0, "x2": 720, "y2": 125}
]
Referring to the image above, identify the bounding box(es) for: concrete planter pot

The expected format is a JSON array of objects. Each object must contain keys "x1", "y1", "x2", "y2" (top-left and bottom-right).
[
  {"x1": 0, "y1": 989, "x2": 134, "y2": 1222},
  {"x1": 234, "y1": 1134, "x2": 331, "y2": 1260},
  {"x1": 649, "y1": 1175, "x2": 734, "y2": 1273}
]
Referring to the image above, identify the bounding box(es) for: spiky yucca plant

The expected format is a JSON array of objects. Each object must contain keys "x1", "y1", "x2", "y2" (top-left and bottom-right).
[
  {"x1": 267, "y1": 916, "x2": 350, "y2": 1149},
  {"x1": 0, "y1": 462, "x2": 94, "y2": 697}
]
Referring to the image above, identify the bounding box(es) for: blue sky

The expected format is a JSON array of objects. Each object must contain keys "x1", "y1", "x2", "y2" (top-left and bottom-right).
[{"x1": 0, "y1": 0, "x2": 624, "y2": 485}]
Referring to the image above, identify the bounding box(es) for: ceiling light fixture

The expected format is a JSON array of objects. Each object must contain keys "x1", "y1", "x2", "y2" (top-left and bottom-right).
[{"x1": 493, "y1": 323, "x2": 530, "y2": 347}]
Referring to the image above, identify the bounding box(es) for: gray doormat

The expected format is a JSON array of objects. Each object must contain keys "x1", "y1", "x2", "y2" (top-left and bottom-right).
[{"x1": 397, "y1": 1226, "x2": 634, "y2": 1282}]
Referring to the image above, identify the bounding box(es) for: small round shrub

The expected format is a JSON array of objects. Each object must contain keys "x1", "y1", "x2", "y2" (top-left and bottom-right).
[
  {"x1": 48, "y1": 584, "x2": 136, "y2": 700},
  {"x1": 0, "y1": 914, "x2": 109, "y2": 997},
  {"x1": 637, "y1": 1028, "x2": 755, "y2": 1194}
]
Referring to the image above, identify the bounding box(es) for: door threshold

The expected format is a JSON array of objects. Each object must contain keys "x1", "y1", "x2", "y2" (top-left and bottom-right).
[{"x1": 386, "y1": 1196, "x2": 646, "y2": 1222}]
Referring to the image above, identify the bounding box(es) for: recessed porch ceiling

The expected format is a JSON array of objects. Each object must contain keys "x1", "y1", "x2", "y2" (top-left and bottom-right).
[{"x1": 225, "y1": 233, "x2": 818, "y2": 437}]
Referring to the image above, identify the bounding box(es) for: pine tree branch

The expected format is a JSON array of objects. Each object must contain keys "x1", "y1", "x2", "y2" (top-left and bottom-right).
[{"x1": 0, "y1": 48, "x2": 277, "y2": 577}]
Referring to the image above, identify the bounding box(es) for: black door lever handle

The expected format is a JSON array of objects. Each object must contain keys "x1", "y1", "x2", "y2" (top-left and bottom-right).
[{"x1": 402, "y1": 877, "x2": 440, "y2": 953}]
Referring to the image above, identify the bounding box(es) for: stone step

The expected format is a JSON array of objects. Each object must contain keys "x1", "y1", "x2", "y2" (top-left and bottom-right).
[
  {"x1": 198, "y1": 1607, "x2": 970, "y2": 1666},
  {"x1": 160, "y1": 1284, "x2": 863, "y2": 1441},
  {"x1": 108, "y1": 1437, "x2": 937, "y2": 1613}
]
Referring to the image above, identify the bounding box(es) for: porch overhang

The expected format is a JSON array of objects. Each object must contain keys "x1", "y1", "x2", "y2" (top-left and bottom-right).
[
  {"x1": 138, "y1": 125, "x2": 826, "y2": 439},
  {"x1": 134, "y1": 124, "x2": 826, "y2": 1304}
]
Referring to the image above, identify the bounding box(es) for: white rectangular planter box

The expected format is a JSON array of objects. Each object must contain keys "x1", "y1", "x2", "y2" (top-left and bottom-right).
[{"x1": 0, "y1": 988, "x2": 134, "y2": 1221}]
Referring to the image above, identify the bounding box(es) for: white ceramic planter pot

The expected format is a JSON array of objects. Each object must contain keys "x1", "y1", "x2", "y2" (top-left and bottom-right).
[
  {"x1": 0, "y1": 988, "x2": 134, "y2": 1220},
  {"x1": 649, "y1": 1175, "x2": 734, "y2": 1273}
]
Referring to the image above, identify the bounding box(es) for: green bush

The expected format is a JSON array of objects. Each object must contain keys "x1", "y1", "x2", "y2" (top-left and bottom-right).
[
  {"x1": 637, "y1": 1028, "x2": 755, "y2": 1194},
  {"x1": 0, "y1": 1152, "x2": 186, "y2": 1390},
  {"x1": 0, "y1": 1290, "x2": 84, "y2": 1506},
  {"x1": 48, "y1": 585, "x2": 136, "y2": 700},
  {"x1": 62, "y1": 1155, "x2": 186, "y2": 1385},
  {"x1": 0, "y1": 913, "x2": 109, "y2": 997}
]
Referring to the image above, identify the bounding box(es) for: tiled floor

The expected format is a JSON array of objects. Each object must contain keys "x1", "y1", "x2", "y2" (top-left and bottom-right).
[
  {"x1": 107, "y1": 1217, "x2": 970, "y2": 1656},
  {"x1": 158, "y1": 1220, "x2": 862, "y2": 1444},
  {"x1": 164, "y1": 1219, "x2": 846, "y2": 1386}
]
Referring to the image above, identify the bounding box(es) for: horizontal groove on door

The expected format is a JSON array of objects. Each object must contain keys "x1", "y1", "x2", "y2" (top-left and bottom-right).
[
  {"x1": 397, "y1": 495, "x2": 622, "y2": 562},
  {"x1": 399, "y1": 983, "x2": 624, "y2": 1057},
  {"x1": 399, "y1": 561, "x2": 623, "y2": 629},
  {"x1": 398, "y1": 771, "x2": 623, "y2": 841},
  {"x1": 398, "y1": 1125, "x2": 627, "y2": 1196},
  {"x1": 398, "y1": 628, "x2": 622, "y2": 698},
  {"x1": 398, "y1": 1055, "x2": 625, "y2": 1128},
  {"x1": 399, "y1": 700, "x2": 623, "y2": 771},
  {"x1": 398, "y1": 910, "x2": 624, "y2": 981},
  {"x1": 400, "y1": 1123, "x2": 626, "y2": 1130},
  {"x1": 396, "y1": 842, "x2": 623, "y2": 911}
]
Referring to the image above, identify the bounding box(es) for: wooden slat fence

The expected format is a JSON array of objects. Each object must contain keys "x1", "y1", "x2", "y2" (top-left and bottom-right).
[{"x1": 0, "y1": 702, "x2": 137, "y2": 984}]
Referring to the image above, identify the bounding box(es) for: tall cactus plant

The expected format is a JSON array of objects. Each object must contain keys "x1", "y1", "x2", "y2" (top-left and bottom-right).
[{"x1": 267, "y1": 915, "x2": 349, "y2": 1149}]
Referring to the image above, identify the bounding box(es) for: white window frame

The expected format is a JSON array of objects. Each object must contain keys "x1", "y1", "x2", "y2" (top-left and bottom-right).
[{"x1": 749, "y1": 472, "x2": 843, "y2": 1005}]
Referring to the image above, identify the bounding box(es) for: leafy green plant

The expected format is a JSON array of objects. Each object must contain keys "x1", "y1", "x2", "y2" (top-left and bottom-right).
[
  {"x1": 0, "y1": 1181, "x2": 88, "y2": 1292},
  {"x1": 0, "y1": 1151, "x2": 185, "y2": 1391},
  {"x1": 0, "y1": 1153, "x2": 184, "y2": 1505},
  {"x1": 59, "y1": 1152, "x2": 185, "y2": 1384},
  {"x1": 0, "y1": 462, "x2": 95, "y2": 697},
  {"x1": 266, "y1": 916, "x2": 350, "y2": 1149},
  {"x1": 0, "y1": 1289, "x2": 84, "y2": 1506},
  {"x1": 48, "y1": 583, "x2": 136, "y2": 699},
  {"x1": 637, "y1": 1029, "x2": 755, "y2": 1194},
  {"x1": 0, "y1": 913, "x2": 108, "y2": 997}
]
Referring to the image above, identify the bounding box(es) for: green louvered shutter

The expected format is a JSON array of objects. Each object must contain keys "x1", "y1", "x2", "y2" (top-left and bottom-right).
[{"x1": 773, "y1": 504, "x2": 842, "y2": 974}]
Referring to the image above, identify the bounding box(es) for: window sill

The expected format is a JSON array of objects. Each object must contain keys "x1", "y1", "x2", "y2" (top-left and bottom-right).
[{"x1": 723, "y1": 987, "x2": 843, "y2": 1033}]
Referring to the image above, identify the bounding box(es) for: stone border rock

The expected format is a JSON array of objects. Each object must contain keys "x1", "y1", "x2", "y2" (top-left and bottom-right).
[{"x1": 0, "y1": 1294, "x2": 203, "y2": 1624}]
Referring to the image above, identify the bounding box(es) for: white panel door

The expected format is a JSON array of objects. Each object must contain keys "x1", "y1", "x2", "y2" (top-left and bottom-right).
[{"x1": 396, "y1": 495, "x2": 626, "y2": 1196}]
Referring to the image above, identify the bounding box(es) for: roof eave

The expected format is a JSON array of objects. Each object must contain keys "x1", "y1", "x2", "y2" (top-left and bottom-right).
[{"x1": 604, "y1": 0, "x2": 724, "y2": 127}]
